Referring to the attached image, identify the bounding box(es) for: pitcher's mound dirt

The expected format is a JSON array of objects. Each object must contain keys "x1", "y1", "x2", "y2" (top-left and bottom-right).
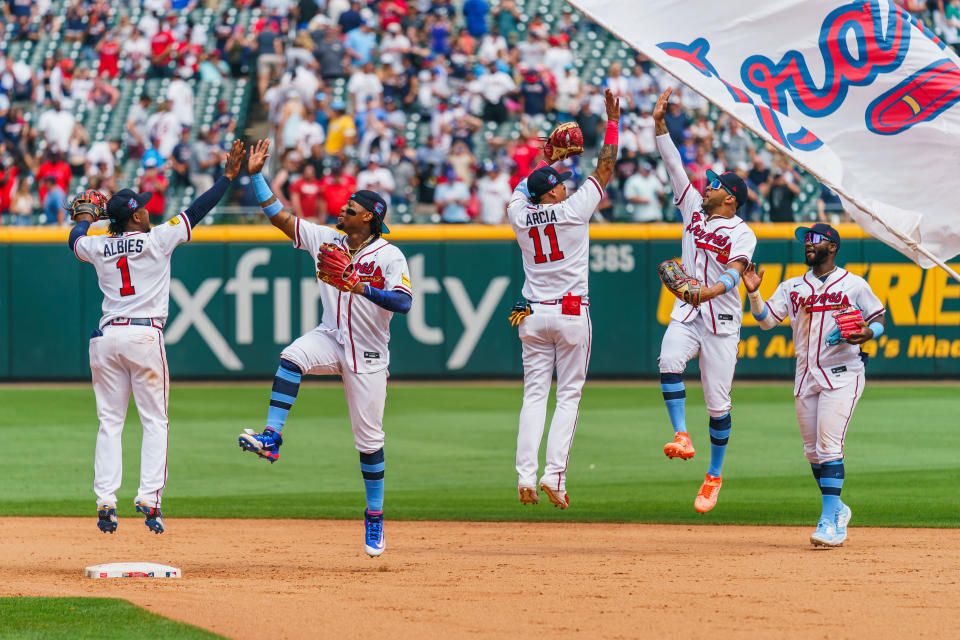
[{"x1": 1, "y1": 517, "x2": 956, "y2": 639}]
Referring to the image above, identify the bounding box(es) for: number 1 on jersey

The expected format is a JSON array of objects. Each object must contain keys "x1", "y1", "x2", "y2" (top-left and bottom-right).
[
  {"x1": 116, "y1": 256, "x2": 136, "y2": 296},
  {"x1": 528, "y1": 224, "x2": 565, "y2": 264}
]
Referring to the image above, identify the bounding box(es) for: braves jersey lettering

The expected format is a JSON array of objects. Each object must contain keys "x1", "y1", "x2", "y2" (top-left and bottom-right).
[
  {"x1": 103, "y1": 238, "x2": 145, "y2": 257},
  {"x1": 525, "y1": 210, "x2": 559, "y2": 226},
  {"x1": 764, "y1": 268, "x2": 884, "y2": 395},
  {"x1": 294, "y1": 218, "x2": 411, "y2": 374}
]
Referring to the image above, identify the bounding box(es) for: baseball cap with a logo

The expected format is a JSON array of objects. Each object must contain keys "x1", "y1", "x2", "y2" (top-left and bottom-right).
[
  {"x1": 706, "y1": 169, "x2": 748, "y2": 209},
  {"x1": 527, "y1": 166, "x2": 572, "y2": 202},
  {"x1": 106, "y1": 188, "x2": 152, "y2": 221},
  {"x1": 349, "y1": 189, "x2": 390, "y2": 234},
  {"x1": 795, "y1": 222, "x2": 841, "y2": 246}
]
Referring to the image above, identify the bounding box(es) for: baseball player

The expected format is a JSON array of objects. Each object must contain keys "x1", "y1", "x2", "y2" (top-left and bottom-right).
[
  {"x1": 652, "y1": 87, "x2": 757, "y2": 513},
  {"x1": 508, "y1": 89, "x2": 619, "y2": 509},
  {"x1": 743, "y1": 223, "x2": 884, "y2": 547},
  {"x1": 69, "y1": 140, "x2": 245, "y2": 534},
  {"x1": 237, "y1": 139, "x2": 412, "y2": 557}
]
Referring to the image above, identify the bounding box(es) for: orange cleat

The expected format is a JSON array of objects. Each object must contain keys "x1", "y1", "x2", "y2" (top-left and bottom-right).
[
  {"x1": 664, "y1": 431, "x2": 695, "y2": 460},
  {"x1": 694, "y1": 474, "x2": 722, "y2": 513},
  {"x1": 518, "y1": 486, "x2": 539, "y2": 505},
  {"x1": 539, "y1": 482, "x2": 570, "y2": 509}
]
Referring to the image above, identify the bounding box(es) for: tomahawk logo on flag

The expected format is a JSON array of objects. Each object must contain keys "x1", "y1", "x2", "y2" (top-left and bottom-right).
[{"x1": 568, "y1": 0, "x2": 960, "y2": 271}]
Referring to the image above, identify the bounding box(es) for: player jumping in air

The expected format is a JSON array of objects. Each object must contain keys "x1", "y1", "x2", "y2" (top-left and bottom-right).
[
  {"x1": 509, "y1": 88, "x2": 619, "y2": 509},
  {"x1": 743, "y1": 223, "x2": 885, "y2": 547},
  {"x1": 653, "y1": 88, "x2": 757, "y2": 513},
  {"x1": 237, "y1": 139, "x2": 412, "y2": 557},
  {"x1": 69, "y1": 140, "x2": 245, "y2": 534}
]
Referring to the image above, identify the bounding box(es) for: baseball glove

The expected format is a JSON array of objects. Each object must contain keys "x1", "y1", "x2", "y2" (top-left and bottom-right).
[
  {"x1": 827, "y1": 306, "x2": 864, "y2": 345},
  {"x1": 541, "y1": 122, "x2": 583, "y2": 162},
  {"x1": 69, "y1": 189, "x2": 108, "y2": 221},
  {"x1": 658, "y1": 258, "x2": 702, "y2": 306},
  {"x1": 317, "y1": 243, "x2": 361, "y2": 292},
  {"x1": 508, "y1": 298, "x2": 532, "y2": 327}
]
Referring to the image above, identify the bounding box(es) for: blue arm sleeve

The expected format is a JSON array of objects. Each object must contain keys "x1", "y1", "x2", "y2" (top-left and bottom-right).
[
  {"x1": 361, "y1": 286, "x2": 412, "y2": 314},
  {"x1": 68, "y1": 220, "x2": 91, "y2": 251},
  {"x1": 183, "y1": 176, "x2": 232, "y2": 227}
]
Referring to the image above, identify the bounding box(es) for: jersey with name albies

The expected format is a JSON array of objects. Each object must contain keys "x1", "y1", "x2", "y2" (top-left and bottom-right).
[
  {"x1": 293, "y1": 218, "x2": 412, "y2": 374},
  {"x1": 72, "y1": 212, "x2": 194, "y2": 328},
  {"x1": 762, "y1": 267, "x2": 884, "y2": 395},
  {"x1": 507, "y1": 175, "x2": 602, "y2": 302}
]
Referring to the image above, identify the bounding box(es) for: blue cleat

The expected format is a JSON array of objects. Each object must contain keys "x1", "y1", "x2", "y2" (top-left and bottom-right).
[
  {"x1": 364, "y1": 509, "x2": 385, "y2": 557},
  {"x1": 135, "y1": 500, "x2": 165, "y2": 534},
  {"x1": 97, "y1": 505, "x2": 117, "y2": 534},
  {"x1": 834, "y1": 503, "x2": 852, "y2": 545},
  {"x1": 239, "y1": 427, "x2": 282, "y2": 463},
  {"x1": 810, "y1": 517, "x2": 838, "y2": 547}
]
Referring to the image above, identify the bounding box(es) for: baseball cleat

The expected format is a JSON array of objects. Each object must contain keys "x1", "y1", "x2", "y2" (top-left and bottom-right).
[
  {"x1": 539, "y1": 482, "x2": 569, "y2": 509},
  {"x1": 694, "y1": 473, "x2": 722, "y2": 513},
  {"x1": 664, "y1": 431, "x2": 695, "y2": 460},
  {"x1": 364, "y1": 509, "x2": 385, "y2": 557},
  {"x1": 834, "y1": 503, "x2": 852, "y2": 545},
  {"x1": 810, "y1": 517, "x2": 839, "y2": 547},
  {"x1": 518, "y1": 486, "x2": 539, "y2": 505},
  {"x1": 97, "y1": 505, "x2": 117, "y2": 534},
  {"x1": 135, "y1": 500, "x2": 165, "y2": 535},
  {"x1": 239, "y1": 427, "x2": 283, "y2": 463}
]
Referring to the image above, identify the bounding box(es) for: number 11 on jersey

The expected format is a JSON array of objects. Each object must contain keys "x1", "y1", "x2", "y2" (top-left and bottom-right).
[{"x1": 528, "y1": 224, "x2": 565, "y2": 264}]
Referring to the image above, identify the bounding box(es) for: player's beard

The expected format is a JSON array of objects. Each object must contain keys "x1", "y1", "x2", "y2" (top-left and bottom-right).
[
  {"x1": 336, "y1": 220, "x2": 345, "y2": 231},
  {"x1": 804, "y1": 245, "x2": 830, "y2": 267}
]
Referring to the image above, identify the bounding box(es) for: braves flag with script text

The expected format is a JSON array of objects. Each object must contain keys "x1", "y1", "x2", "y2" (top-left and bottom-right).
[{"x1": 568, "y1": 0, "x2": 960, "y2": 270}]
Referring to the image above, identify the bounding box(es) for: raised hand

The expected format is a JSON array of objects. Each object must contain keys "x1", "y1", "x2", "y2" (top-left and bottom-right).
[
  {"x1": 743, "y1": 262, "x2": 765, "y2": 293},
  {"x1": 223, "y1": 139, "x2": 245, "y2": 180},
  {"x1": 248, "y1": 138, "x2": 271, "y2": 176},
  {"x1": 604, "y1": 88, "x2": 620, "y2": 122},
  {"x1": 653, "y1": 87, "x2": 673, "y2": 125}
]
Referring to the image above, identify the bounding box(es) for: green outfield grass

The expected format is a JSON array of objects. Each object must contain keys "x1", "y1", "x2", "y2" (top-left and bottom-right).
[
  {"x1": 0, "y1": 597, "x2": 224, "y2": 639},
  {"x1": 0, "y1": 383, "x2": 957, "y2": 526}
]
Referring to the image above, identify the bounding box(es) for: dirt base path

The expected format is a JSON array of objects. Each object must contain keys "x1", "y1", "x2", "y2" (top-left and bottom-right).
[{"x1": 1, "y1": 518, "x2": 956, "y2": 639}]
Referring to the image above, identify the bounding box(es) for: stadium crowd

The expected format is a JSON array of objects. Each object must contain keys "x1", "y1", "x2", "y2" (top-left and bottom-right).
[{"x1": 0, "y1": 0, "x2": 951, "y2": 225}]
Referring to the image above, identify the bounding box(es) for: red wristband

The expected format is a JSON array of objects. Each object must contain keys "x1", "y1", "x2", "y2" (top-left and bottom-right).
[{"x1": 604, "y1": 119, "x2": 619, "y2": 145}]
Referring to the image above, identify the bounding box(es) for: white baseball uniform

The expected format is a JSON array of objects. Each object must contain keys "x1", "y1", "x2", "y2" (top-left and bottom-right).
[
  {"x1": 655, "y1": 133, "x2": 757, "y2": 416},
  {"x1": 280, "y1": 218, "x2": 411, "y2": 452},
  {"x1": 754, "y1": 267, "x2": 884, "y2": 462},
  {"x1": 508, "y1": 173, "x2": 603, "y2": 493},
  {"x1": 73, "y1": 212, "x2": 194, "y2": 510}
]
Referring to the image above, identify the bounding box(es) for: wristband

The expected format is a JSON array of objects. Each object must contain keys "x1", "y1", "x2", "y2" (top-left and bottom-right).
[
  {"x1": 603, "y1": 119, "x2": 619, "y2": 145},
  {"x1": 717, "y1": 273, "x2": 735, "y2": 292},
  {"x1": 868, "y1": 321, "x2": 884, "y2": 339},
  {"x1": 252, "y1": 172, "x2": 273, "y2": 203}
]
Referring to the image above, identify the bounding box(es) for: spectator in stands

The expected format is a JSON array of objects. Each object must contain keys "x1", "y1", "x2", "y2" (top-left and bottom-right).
[
  {"x1": 476, "y1": 160, "x2": 511, "y2": 224},
  {"x1": 338, "y1": 1, "x2": 364, "y2": 33},
  {"x1": 10, "y1": 177, "x2": 35, "y2": 225},
  {"x1": 149, "y1": 101, "x2": 183, "y2": 159},
  {"x1": 315, "y1": 25, "x2": 347, "y2": 81},
  {"x1": 149, "y1": 17, "x2": 177, "y2": 79},
  {"x1": 198, "y1": 50, "x2": 230, "y2": 84},
  {"x1": 290, "y1": 163, "x2": 322, "y2": 220},
  {"x1": 85, "y1": 138, "x2": 120, "y2": 181},
  {"x1": 389, "y1": 145, "x2": 417, "y2": 208},
  {"x1": 623, "y1": 161, "x2": 665, "y2": 222},
  {"x1": 169, "y1": 128, "x2": 193, "y2": 189},
  {"x1": 434, "y1": 167, "x2": 471, "y2": 223},
  {"x1": 818, "y1": 183, "x2": 847, "y2": 224},
  {"x1": 97, "y1": 31, "x2": 121, "y2": 79},
  {"x1": 122, "y1": 27, "x2": 151, "y2": 77},
  {"x1": 36, "y1": 101, "x2": 75, "y2": 156},
  {"x1": 138, "y1": 157, "x2": 169, "y2": 224},
  {"x1": 325, "y1": 99, "x2": 357, "y2": 154},
  {"x1": 718, "y1": 117, "x2": 752, "y2": 169},
  {"x1": 347, "y1": 60, "x2": 384, "y2": 112},
  {"x1": 462, "y1": 0, "x2": 489, "y2": 37},
  {"x1": 479, "y1": 60, "x2": 515, "y2": 124},
  {"x1": 662, "y1": 98, "x2": 690, "y2": 147},
  {"x1": 357, "y1": 156, "x2": 396, "y2": 205},
  {"x1": 256, "y1": 20, "x2": 285, "y2": 98},
  {"x1": 90, "y1": 75, "x2": 120, "y2": 108},
  {"x1": 188, "y1": 128, "x2": 219, "y2": 194},
  {"x1": 345, "y1": 20, "x2": 378, "y2": 66},
  {"x1": 735, "y1": 162, "x2": 762, "y2": 222},
  {"x1": 492, "y1": 0, "x2": 522, "y2": 35},
  {"x1": 40, "y1": 175, "x2": 66, "y2": 226},
  {"x1": 319, "y1": 160, "x2": 358, "y2": 223},
  {"x1": 767, "y1": 166, "x2": 800, "y2": 222},
  {"x1": 37, "y1": 151, "x2": 71, "y2": 199},
  {"x1": 519, "y1": 67, "x2": 548, "y2": 123},
  {"x1": 125, "y1": 94, "x2": 152, "y2": 159}
]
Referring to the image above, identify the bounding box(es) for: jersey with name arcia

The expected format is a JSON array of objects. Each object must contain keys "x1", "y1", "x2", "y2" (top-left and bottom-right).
[
  {"x1": 671, "y1": 182, "x2": 757, "y2": 335},
  {"x1": 293, "y1": 218, "x2": 412, "y2": 374},
  {"x1": 763, "y1": 267, "x2": 884, "y2": 395},
  {"x1": 73, "y1": 212, "x2": 193, "y2": 328},
  {"x1": 507, "y1": 175, "x2": 602, "y2": 302}
]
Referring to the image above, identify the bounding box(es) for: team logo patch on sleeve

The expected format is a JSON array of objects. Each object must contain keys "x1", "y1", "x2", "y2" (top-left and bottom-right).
[
  {"x1": 168, "y1": 217, "x2": 181, "y2": 226},
  {"x1": 401, "y1": 274, "x2": 411, "y2": 288}
]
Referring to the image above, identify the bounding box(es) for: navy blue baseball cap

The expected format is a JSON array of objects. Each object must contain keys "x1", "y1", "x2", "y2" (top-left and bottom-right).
[
  {"x1": 706, "y1": 169, "x2": 748, "y2": 209},
  {"x1": 350, "y1": 189, "x2": 390, "y2": 234},
  {"x1": 795, "y1": 222, "x2": 841, "y2": 245},
  {"x1": 106, "y1": 188, "x2": 152, "y2": 220},
  {"x1": 527, "y1": 166, "x2": 572, "y2": 201}
]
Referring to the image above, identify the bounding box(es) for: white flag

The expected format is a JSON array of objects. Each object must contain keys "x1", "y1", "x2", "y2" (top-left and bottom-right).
[{"x1": 569, "y1": 0, "x2": 960, "y2": 269}]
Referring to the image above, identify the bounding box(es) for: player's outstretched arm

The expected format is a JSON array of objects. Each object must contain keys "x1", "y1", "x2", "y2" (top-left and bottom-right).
[
  {"x1": 590, "y1": 88, "x2": 619, "y2": 189},
  {"x1": 652, "y1": 87, "x2": 691, "y2": 199},
  {"x1": 182, "y1": 139, "x2": 245, "y2": 228},
  {"x1": 743, "y1": 262, "x2": 780, "y2": 330},
  {"x1": 248, "y1": 138, "x2": 297, "y2": 241}
]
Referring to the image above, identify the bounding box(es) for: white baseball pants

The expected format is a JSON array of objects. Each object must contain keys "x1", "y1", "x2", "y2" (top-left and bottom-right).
[
  {"x1": 658, "y1": 315, "x2": 739, "y2": 418},
  {"x1": 795, "y1": 372, "x2": 864, "y2": 464},
  {"x1": 89, "y1": 325, "x2": 169, "y2": 510},
  {"x1": 515, "y1": 303, "x2": 592, "y2": 493},
  {"x1": 281, "y1": 327, "x2": 387, "y2": 453}
]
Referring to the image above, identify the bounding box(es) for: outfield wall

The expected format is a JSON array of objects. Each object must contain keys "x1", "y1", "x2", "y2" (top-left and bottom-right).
[{"x1": 0, "y1": 223, "x2": 956, "y2": 379}]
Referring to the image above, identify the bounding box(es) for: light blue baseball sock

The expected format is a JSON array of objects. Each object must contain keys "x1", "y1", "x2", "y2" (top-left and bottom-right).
[
  {"x1": 265, "y1": 358, "x2": 302, "y2": 434},
  {"x1": 707, "y1": 413, "x2": 731, "y2": 477},
  {"x1": 660, "y1": 372, "x2": 686, "y2": 433},
  {"x1": 360, "y1": 448, "x2": 385, "y2": 512},
  {"x1": 819, "y1": 459, "x2": 844, "y2": 520}
]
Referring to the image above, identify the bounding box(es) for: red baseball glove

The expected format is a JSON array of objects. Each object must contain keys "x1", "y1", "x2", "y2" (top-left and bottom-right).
[
  {"x1": 829, "y1": 306, "x2": 864, "y2": 344},
  {"x1": 541, "y1": 122, "x2": 584, "y2": 162},
  {"x1": 317, "y1": 243, "x2": 360, "y2": 292},
  {"x1": 658, "y1": 258, "x2": 702, "y2": 306}
]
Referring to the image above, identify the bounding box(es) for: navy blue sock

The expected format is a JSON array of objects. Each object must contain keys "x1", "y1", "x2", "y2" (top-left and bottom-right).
[
  {"x1": 706, "y1": 413, "x2": 731, "y2": 477},
  {"x1": 819, "y1": 459, "x2": 844, "y2": 520},
  {"x1": 265, "y1": 359, "x2": 302, "y2": 433},
  {"x1": 660, "y1": 372, "x2": 687, "y2": 433},
  {"x1": 360, "y1": 449, "x2": 385, "y2": 512},
  {"x1": 810, "y1": 463, "x2": 823, "y2": 486}
]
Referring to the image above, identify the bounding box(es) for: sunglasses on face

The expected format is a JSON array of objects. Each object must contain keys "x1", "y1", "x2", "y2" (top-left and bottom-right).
[
  {"x1": 804, "y1": 232, "x2": 827, "y2": 244},
  {"x1": 709, "y1": 178, "x2": 734, "y2": 197}
]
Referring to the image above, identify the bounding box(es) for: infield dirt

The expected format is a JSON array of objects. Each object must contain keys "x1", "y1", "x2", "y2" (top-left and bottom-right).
[{"x1": 1, "y1": 517, "x2": 956, "y2": 639}]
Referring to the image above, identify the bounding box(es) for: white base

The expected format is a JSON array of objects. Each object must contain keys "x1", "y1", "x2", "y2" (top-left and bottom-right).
[{"x1": 85, "y1": 562, "x2": 181, "y2": 579}]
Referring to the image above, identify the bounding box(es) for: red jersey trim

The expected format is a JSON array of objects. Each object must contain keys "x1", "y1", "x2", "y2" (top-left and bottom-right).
[
  {"x1": 765, "y1": 301, "x2": 784, "y2": 323},
  {"x1": 587, "y1": 176, "x2": 602, "y2": 195},
  {"x1": 864, "y1": 308, "x2": 886, "y2": 322},
  {"x1": 295, "y1": 218, "x2": 302, "y2": 248},
  {"x1": 674, "y1": 183, "x2": 691, "y2": 205},
  {"x1": 73, "y1": 235, "x2": 89, "y2": 262},
  {"x1": 179, "y1": 212, "x2": 192, "y2": 242}
]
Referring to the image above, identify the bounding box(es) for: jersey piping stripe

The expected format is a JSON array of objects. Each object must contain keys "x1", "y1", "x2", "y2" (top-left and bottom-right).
[
  {"x1": 765, "y1": 300, "x2": 784, "y2": 323},
  {"x1": 156, "y1": 333, "x2": 169, "y2": 507},
  {"x1": 294, "y1": 218, "x2": 302, "y2": 249},
  {"x1": 348, "y1": 294, "x2": 357, "y2": 373},
  {"x1": 674, "y1": 183, "x2": 691, "y2": 205},
  {"x1": 586, "y1": 176, "x2": 602, "y2": 196},
  {"x1": 73, "y1": 235, "x2": 89, "y2": 262},
  {"x1": 356, "y1": 241, "x2": 389, "y2": 263},
  {"x1": 560, "y1": 307, "x2": 591, "y2": 481},
  {"x1": 727, "y1": 254, "x2": 750, "y2": 263},
  {"x1": 864, "y1": 307, "x2": 886, "y2": 322},
  {"x1": 839, "y1": 373, "x2": 861, "y2": 456},
  {"x1": 393, "y1": 285, "x2": 412, "y2": 296},
  {"x1": 179, "y1": 212, "x2": 192, "y2": 242}
]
